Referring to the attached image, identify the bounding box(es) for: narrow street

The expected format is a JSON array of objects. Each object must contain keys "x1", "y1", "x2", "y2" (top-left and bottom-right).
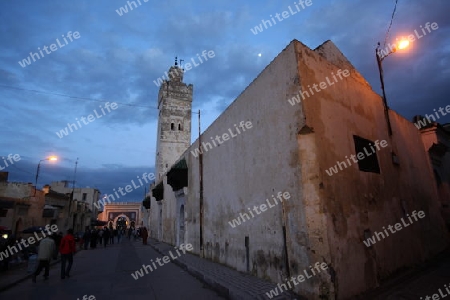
[{"x1": 0, "y1": 239, "x2": 225, "y2": 300}]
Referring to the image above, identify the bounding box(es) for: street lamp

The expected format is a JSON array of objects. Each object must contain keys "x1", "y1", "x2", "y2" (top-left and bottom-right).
[
  {"x1": 375, "y1": 39, "x2": 410, "y2": 136},
  {"x1": 34, "y1": 156, "x2": 58, "y2": 196}
]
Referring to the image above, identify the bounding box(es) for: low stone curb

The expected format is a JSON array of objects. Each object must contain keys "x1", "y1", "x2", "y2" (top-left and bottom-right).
[{"x1": 147, "y1": 239, "x2": 297, "y2": 300}]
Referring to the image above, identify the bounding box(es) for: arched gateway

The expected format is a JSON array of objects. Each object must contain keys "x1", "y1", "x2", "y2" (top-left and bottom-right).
[{"x1": 99, "y1": 202, "x2": 141, "y2": 229}]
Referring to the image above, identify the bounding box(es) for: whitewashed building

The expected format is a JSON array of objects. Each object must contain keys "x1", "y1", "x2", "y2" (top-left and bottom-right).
[{"x1": 148, "y1": 40, "x2": 448, "y2": 299}]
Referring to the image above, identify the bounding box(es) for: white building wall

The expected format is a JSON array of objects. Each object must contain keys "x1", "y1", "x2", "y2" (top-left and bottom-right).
[
  {"x1": 151, "y1": 41, "x2": 317, "y2": 294},
  {"x1": 149, "y1": 40, "x2": 448, "y2": 299}
]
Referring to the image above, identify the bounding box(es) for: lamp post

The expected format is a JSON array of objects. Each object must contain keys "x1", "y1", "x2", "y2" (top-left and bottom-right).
[
  {"x1": 34, "y1": 156, "x2": 57, "y2": 196},
  {"x1": 375, "y1": 39, "x2": 409, "y2": 136}
]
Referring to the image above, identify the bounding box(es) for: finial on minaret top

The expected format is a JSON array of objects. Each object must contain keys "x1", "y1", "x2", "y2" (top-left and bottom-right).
[{"x1": 168, "y1": 56, "x2": 184, "y2": 82}]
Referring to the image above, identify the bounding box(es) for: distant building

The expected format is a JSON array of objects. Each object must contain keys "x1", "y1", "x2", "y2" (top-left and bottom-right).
[
  {"x1": 148, "y1": 40, "x2": 448, "y2": 299},
  {"x1": 49, "y1": 180, "x2": 101, "y2": 221},
  {"x1": 98, "y1": 202, "x2": 142, "y2": 229},
  {"x1": 0, "y1": 172, "x2": 45, "y2": 235},
  {"x1": 41, "y1": 186, "x2": 91, "y2": 233},
  {"x1": 417, "y1": 118, "x2": 450, "y2": 228}
]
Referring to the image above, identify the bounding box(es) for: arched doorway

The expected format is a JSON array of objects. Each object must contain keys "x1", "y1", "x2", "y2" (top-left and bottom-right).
[
  {"x1": 179, "y1": 205, "x2": 185, "y2": 245},
  {"x1": 158, "y1": 205, "x2": 163, "y2": 240},
  {"x1": 113, "y1": 214, "x2": 130, "y2": 231}
]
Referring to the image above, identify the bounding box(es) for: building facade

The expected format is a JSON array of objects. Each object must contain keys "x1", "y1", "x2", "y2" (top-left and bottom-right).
[
  {"x1": 418, "y1": 120, "x2": 450, "y2": 228},
  {"x1": 98, "y1": 202, "x2": 142, "y2": 229},
  {"x1": 0, "y1": 173, "x2": 46, "y2": 235},
  {"x1": 49, "y1": 180, "x2": 101, "y2": 219},
  {"x1": 148, "y1": 40, "x2": 448, "y2": 299}
]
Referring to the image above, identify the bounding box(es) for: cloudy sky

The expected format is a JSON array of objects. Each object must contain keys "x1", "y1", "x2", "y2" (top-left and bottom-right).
[{"x1": 0, "y1": 0, "x2": 449, "y2": 202}]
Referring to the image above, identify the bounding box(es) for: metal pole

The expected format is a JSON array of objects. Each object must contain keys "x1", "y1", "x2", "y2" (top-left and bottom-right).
[
  {"x1": 34, "y1": 161, "x2": 41, "y2": 196},
  {"x1": 376, "y1": 47, "x2": 393, "y2": 136},
  {"x1": 68, "y1": 158, "x2": 78, "y2": 217},
  {"x1": 198, "y1": 109, "x2": 204, "y2": 257}
]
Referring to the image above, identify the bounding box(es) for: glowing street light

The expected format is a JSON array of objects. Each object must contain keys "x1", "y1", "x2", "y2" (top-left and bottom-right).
[
  {"x1": 375, "y1": 39, "x2": 410, "y2": 135},
  {"x1": 34, "y1": 156, "x2": 58, "y2": 196},
  {"x1": 397, "y1": 39, "x2": 410, "y2": 50}
]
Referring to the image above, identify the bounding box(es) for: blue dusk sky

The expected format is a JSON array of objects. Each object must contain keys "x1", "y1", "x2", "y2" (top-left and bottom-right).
[{"x1": 0, "y1": 0, "x2": 449, "y2": 202}]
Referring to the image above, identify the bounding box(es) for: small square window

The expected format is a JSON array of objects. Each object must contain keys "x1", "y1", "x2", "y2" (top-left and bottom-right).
[
  {"x1": 353, "y1": 136, "x2": 380, "y2": 173},
  {"x1": 0, "y1": 209, "x2": 7, "y2": 217}
]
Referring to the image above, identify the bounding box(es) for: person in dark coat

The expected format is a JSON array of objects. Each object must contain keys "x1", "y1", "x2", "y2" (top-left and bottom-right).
[
  {"x1": 82, "y1": 227, "x2": 91, "y2": 250},
  {"x1": 110, "y1": 229, "x2": 116, "y2": 244},
  {"x1": 103, "y1": 228, "x2": 110, "y2": 247},
  {"x1": 90, "y1": 230, "x2": 97, "y2": 249},
  {"x1": 55, "y1": 233, "x2": 63, "y2": 249},
  {"x1": 141, "y1": 227, "x2": 148, "y2": 245}
]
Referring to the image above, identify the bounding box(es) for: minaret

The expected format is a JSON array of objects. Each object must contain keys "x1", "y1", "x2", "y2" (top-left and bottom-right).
[{"x1": 155, "y1": 57, "x2": 193, "y2": 180}]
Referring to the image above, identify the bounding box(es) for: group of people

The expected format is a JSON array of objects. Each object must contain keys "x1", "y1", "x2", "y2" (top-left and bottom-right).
[
  {"x1": 32, "y1": 228, "x2": 76, "y2": 282},
  {"x1": 30, "y1": 225, "x2": 150, "y2": 283},
  {"x1": 80, "y1": 226, "x2": 149, "y2": 249},
  {"x1": 81, "y1": 226, "x2": 125, "y2": 250},
  {"x1": 126, "y1": 226, "x2": 149, "y2": 244}
]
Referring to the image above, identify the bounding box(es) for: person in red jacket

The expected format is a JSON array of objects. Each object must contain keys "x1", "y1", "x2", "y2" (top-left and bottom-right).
[{"x1": 59, "y1": 228, "x2": 76, "y2": 279}]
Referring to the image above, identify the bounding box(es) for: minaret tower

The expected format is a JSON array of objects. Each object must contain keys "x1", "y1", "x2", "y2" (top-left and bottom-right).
[{"x1": 155, "y1": 57, "x2": 193, "y2": 180}]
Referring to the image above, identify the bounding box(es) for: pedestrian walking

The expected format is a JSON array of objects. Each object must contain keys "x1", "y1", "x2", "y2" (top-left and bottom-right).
[
  {"x1": 117, "y1": 229, "x2": 122, "y2": 243},
  {"x1": 110, "y1": 229, "x2": 116, "y2": 244},
  {"x1": 83, "y1": 226, "x2": 91, "y2": 250},
  {"x1": 55, "y1": 232, "x2": 63, "y2": 250},
  {"x1": 98, "y1": 229, "x2": 103, "y2": 245},
  {"x1": 32, "y1": 236, "x2": 56, "y2": 283},
  {"x1": 51, "y1": 233, "x2": 60, "y2": 259},
  {"x1": 59, "y1": 229, "x2": 76, "y2": 279},
  {"x1": 111, "y1": 229, "x2": 117, "y2": 244},
  {"x1": 90, "y1": 229, "x2": 97, "y2": 249},
  {"x1": 103, "y1": 227, "x2": 110, "y2": 247},
  {"x1": 141, "y1": 227, "x2": 148, "y2": 245}
]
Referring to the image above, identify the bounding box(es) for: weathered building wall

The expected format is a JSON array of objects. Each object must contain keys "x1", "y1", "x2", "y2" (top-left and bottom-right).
[
  {"x1": 294, "y1": 40, "x2": 448, "y2": 298},
  {"x1": 420, "y1": 125, "x2": 450, "y2": 228},
  {"x1": 150, "y1": 42, "x2": 329, "y2": 299},
  {"x1": 0, "y1": 182, "x2": 46, "y2": 234},
  {"x1": 193, "y1": 42, "x2": 305, "y2": 285},
  {"x1": 50, "y1": 181, "x2": 101, "y2": 217},
  {"x1": 149, "y1": 39, "x2": 448, "y2": 299}
]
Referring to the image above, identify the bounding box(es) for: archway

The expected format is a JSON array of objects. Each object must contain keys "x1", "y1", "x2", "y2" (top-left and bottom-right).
[
  {"x1": 158, "y1": 205, "x2": 163, "y2": 240},
  {"x1": 179, "y1": 205, "x2": 185, "y2": 245},
  {"x1": 113, "y1": 214, "x2": 130, "y2": 231}
]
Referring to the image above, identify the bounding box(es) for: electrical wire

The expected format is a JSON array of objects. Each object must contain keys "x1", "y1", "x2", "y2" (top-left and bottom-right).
[
  {"x1": 383, "y1": 0, "x2": 399, "y2": 48},
  {"x1": 0, "y1": 84, "x2": 158, "y2": 109},
  {"x1": 0, "y1": 84, "x2": 203, "y2": 114}
]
